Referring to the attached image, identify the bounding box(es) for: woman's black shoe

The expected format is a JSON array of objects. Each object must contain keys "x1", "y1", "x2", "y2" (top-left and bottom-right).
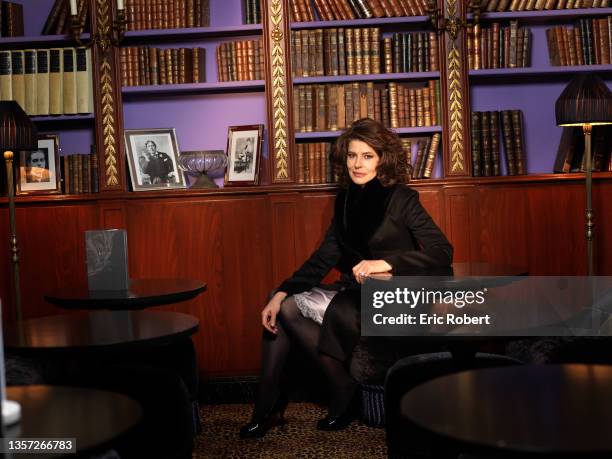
[
  {"x1": 316, "y1": 410, "x2": 358, "y2": 431},
  {"x1": 316, "y1": 390, "x2": 360, "y2": 431},
  {"x1": 239, "y1": 395, "x2": 288, "y2": 439}
]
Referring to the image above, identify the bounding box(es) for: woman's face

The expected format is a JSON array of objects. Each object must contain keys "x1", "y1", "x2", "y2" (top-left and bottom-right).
[{"x1": 346, "y1": 140, "x2": 380, "y2": 185}]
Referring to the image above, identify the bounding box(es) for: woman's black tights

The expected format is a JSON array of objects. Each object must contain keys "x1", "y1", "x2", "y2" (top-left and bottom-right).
[{"x1": 255, "y1": 297, "x2": 356, "y2": 418}]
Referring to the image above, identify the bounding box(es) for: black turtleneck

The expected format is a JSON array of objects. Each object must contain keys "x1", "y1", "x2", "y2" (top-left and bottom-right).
[{"x1": 338, "y1": 177, "x2": 395, "y2": 259}]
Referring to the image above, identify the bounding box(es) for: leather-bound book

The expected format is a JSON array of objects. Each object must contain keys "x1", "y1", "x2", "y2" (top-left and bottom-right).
[
  {"x1": 345, "y1": 29, "x2": 355, "y2": 75},
  {"x1": 171, "y1": 48, "x2": 179, "y2": 84},
  {"x1": 301, "y1": 31, "x2": 310, "y2": 77},
  {"x1": 53, "y1": 1, "x2": 68, "y2": 35},
  {"x1": 158, "y1": 48, "x2": 167, "y2": 84},
  {"x1": 392, "y1": 33, "x2": 402, "y2": 72},
  {"x1": 473, "y1": 24, "x2": 481, "y2": 69},
  {"x1": 76, "y1": 47, "x2": 93, "y2": 113},
  {"x1": 315, "y1": 29, "x2": 324, "y2": 76},
  {"x1": 290, "y1": 0, "x2": 301, "y2": 21},
  {"x1": 357, "y1": 82, "x2": 367, "y2": 118},
  {"x1": 511, "y1": 110, "x2": 526, "y2": 174},
  {"x1": 467, "y1": 28, "x2": 474, "y2": 69},
  {"x1": 490, "y1": 110, "x2": 501, "y2": 176},
  {"x1": 401, "y1": 139, "x2": 412, "y2": 171},
  {"x1": 544, "y1": 0, "x2": 556, "y2": 7},
  {"x1": 377, "y1": 0, "x2": 394, "y2": 17},
  {"x1": 366, "y1": 81, "x2": 375, "y2": 119},
  {"x1": 403, "y1": 0, "x2": 418, "y2": 15},
  {"x1": 148, "y1": 47, "x2": 159, "y2": 85},
  {"x1": 498, "y1": 0, "x2": 512, "y2": 10},
  {"x1": 592, "y1": 19, "x2": 601, "y2": 64},
  {"x1": 235, "y1": 41, "x2": 245, "y2": 80},
  {"x1": 380, "y1": 85, "x2": 389, "y2": 127},
  {"x1": 545, "y1": 28, "x2": 560, "y2": 65},
  {"x1": 501, "y1": 110, "x2": 516, "y2": 175},
  {"x1": 186, "y1": 0, "x2": 194, "y2": 27},
  {"x1": 407, "y1": 88, "x2": 415, "y2": 127},
  {"x1": 74, "y1": 154, "x2": 82, "y2": 194},
  {"x1": 42, "y1": 0, "x2": 64, "y2": 35},
  {"x1": 336, "y1": 29, "x2": 346, "y2": 75},
  {"x1": 119, "y1": 48, "x2": 128, "y2": 86},
  {"x1": 583, "y1": 19, "x2": 594, "y2": 65},
  {"x1": 600, "y1": 18, "x2": 610, "y2": 64},
  {"x1": 369, "y1": 0, "x2": 385, "y2": 17},
  {"x1": 297, "y1": 86, "x2": 306, "y2": 132},
  {"x1": 402, "y1": 33, "x2": 411, "y2": 72},
  {"x1": 471, "y1": 111, "x2": 481, "y2": 177},
  {"x1": 354, "y1": 0, "x2": 374, "y2": 18},
  {"x1": 480, "y1": 111, "x2": 492, "y2": 176},
  {"x1": 362, "y1": 28, "x2": 371, "y2": 74},
  {"x1": 327, "y1": 0, "x2": 342, "y2": 19},
  {"x1": 388, "y1": 82, "x2": 399, "y2": 128},
  {"x1": 340, "y1": 0, "x2": 357, "y2": 19},
  {"x1": 309, "y1": 30, "x2": 317, "y2": 76},
  {"x1": 329, "y1": 85, "x2": 339, "y2": 130},
  {"x1": 416, "y1": 32, "x2": 424, "y2": 71},
  {"x1": 383, "y1": 36, "x2": 393, "y2": 73},
  {"x1": 422, "y1": 86, "x2": 431, "y2": 127},
  {"x1": 428, "y1": 32, "x2": 438, "y2": 71},
  {"x1": 413, "y1": 137, "x2": 427, "y2": 178},
  {"x1": 49, "y1": 48, "x2": 63, "y2": 115},
  {"x1": 23, "y1": 50, "x2": 37, "y2": 115},
  {"x1": 81, "y1": 154, "x2": 90, "y2": 193},
  {"x1": 553, "y1": 127, "x2": 580, "y2": 173},
  {"x1": 305, "y1": 85, "x2": 314, "y2": 132},
  {"x1": 416, "y1": 88, "x2": 424, "y2": 127},
  {"x1": 193, "y1": 47, "x2": 205, "y2": 82},
  {"x1": 573, "y1": 25, "x2": 584, "y2": 65},
  {"x1": 247, "y1": 40, "x2": 256, "y2": 80},
  {"x1": 10, "y1": 51, "x2": 25, "y2": 111},
  {"x1": 63, "y1": 48, "x2": 77, "y2": 114},
  {"x1": 354, "y1": 28, "x2": 363, "y2": 74},
  {"x1": 3, "y1": 2, "x2": 24, "y2": 37},
  {"x1": 296, "y1": 143, "x2": 305, "y2": 183},
  {"x1": 427, "y1": 79, "x2": 436, "y2": 126},
  {"x1": 423, "y1": 133, "x2": 441, "y2": 178},
  {"x1": 509, "y1": 20, "x2": 519, "y2": 67},
  {"x1": 521, "y1": 28, "x2": 531, "y2": 67},
  {"x1": 178, "y1": 47, "x2": 187, "y2": 83},
  {"x1": 344, "y1": 83, "x2": 354, "y2": 126},
  {"x1": 387, "y1": 0, "x2": 403, "y2": 16},
  {"x1": 373, "y1": 86, "x2": 381, "y2": 122},
  {"x1": 308, "y1": 143, "x2": 317, "y2": 183},
  {"x1": 315, "y1": 85, "x2": 326, "y2": 131},
  {"x1": 397, "y1": 84, "x2": 405, "y2": 126},
  {"x1": 516, "y1": 26, "x2": 526, "y2": 67},
  {"x1": 36, "y1": 50, "x2": 50, "y2": 115},
  {"x1": 487, "y1": 0, "x2": 500, "y2": 10},
  {"x1": 565, "y1": 28, "x2": 577, "y2": 66},
  {"x1": 490, "y1": 23, "x2": 500, "y2": 69},
  {"x1": 370, "y1": 27, "x2": 380, "y2": 74}
]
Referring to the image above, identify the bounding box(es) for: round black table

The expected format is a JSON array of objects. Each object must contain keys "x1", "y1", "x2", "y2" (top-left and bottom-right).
[
  {"x1": 44, "y1": 278, "x2": 206, "y2": 310},
  {"x1": 401, "y1": 364, "x2": 612, "y2": 457},
  {"x1": 5, "y1": 310, "x2": 199, "y2": 352},
  {"x1": 4, "y1": 385, "x2": 141, "y2": 458}
]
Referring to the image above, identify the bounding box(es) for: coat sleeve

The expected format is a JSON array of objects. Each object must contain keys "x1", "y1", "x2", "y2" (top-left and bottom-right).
[
  {"x1": 276, "y1": 221, "x2": 342, "y2": 296},
  {"x1": 383, "y1": 189, "x2": 453, "y2": 272}
]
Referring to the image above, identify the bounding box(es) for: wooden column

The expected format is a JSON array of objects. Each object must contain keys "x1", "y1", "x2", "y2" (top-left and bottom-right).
[
  {"x1": 90, "y1": 0, "x2": 127, "y2": 193},
  {"x1": 262, "y1": 0, "x2": 295, "y2": 184},
  {"x1": 439, "y1": 0, "x2": 472, "y2": 178}
]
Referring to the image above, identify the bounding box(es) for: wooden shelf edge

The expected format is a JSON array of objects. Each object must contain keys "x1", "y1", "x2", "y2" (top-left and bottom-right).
[
  {"x1": 122, "y1": 81, "x2": 265, "y2": 96},
  {"x1": 290, "y1": 16, "x2": 430, "y2": 29},
  {"x1": 123, "y1": 24, "x2": 263, "y2": 41},
  {"x1": 2, "y1": 173, "x2": 611, "y2": 205},
  {"x1": 293, "y1": 72, "x2": 440, "y2": 84},
  {"x1": 469, "y1": 7, "x2": 612, "y2": 22}
]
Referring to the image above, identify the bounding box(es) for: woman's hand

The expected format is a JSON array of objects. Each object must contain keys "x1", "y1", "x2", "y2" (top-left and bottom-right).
[
  {"x1": 352, "y1": 260, "x2": 392, "y2": 284},
  {"x1": 261, "y1": 291, "x2": 287, "y2": 333}
]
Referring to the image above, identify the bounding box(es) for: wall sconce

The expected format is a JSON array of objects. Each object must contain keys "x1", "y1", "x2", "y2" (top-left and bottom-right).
[
  {"x1": 70, "y1": 0, "x2": 126, "y2": 53},
  {"x1": 426, "y1": 0, "x2": 482, "y2": 41}
]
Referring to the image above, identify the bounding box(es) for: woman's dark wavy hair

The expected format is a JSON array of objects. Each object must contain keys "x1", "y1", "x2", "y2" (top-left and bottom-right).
[{"x1": 330, "y1": 118, "x2": 409, "y2": 188}]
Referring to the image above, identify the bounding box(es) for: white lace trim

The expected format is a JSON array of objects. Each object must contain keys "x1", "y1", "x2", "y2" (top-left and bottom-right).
[{"x1": 293, "y1": 288, "x2": 338, "y2": 325}]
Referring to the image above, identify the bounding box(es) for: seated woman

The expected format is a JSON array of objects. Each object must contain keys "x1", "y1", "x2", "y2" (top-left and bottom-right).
[{"x1": 240, "y1": 118, "x2": 453, "y2": 438}]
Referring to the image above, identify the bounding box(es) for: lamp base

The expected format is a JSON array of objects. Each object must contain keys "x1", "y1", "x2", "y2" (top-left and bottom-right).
[{"x1": 2, "y1": 400, "x2": 21, "y2": 425}]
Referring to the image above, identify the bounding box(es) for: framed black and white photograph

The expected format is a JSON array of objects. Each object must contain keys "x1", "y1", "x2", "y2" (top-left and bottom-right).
[
  {"x1": 225, "y1": 124, "x2": 263, "y2": 186},
  {"x1": 124, "y1": 128, "x2": 186, "y2": 191},
  {"x1": 17, "y1": 134, "x2": 61, "y2": 195}
]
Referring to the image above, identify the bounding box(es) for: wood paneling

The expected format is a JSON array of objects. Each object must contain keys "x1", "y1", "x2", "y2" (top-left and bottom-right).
[{"x1": 1, "y1": 179, "x2": 611, "y2": 377}]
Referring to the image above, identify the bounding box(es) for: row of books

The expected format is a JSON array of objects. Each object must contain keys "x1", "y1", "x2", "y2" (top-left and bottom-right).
[
  {"x1": 546, "y1": 18, "x2": 612, "y2": 66},
  {"x1": 0, "y1": 47, "x2": 93, "y2": 116},
  {"x1": 471, "y1": 110, "x2": 527, "y2": 177},
  {"x1": 468, "y1": 22, "x2": 531, "y2": 70},
  {"x1": 295, "y1": 142, "x2": 335, "y2": 184},
  {"x1": 290, "y1": 0, "x2": 427, "y2": 22},
  {"x1": 404, "y1": 134, "x2": 441, "y2": 179},
  {"x1": 242, "y1": 0, "x2": 262, "y2": 24},
  {"x1": 0, "y1": 1, "x2": 24, "y2": 37},
  {"x1": 124, "y1": 0, "x2": 210, "y2": 30},
  {"x1": 293, "y1": 80, "x2": 440, "y2": 132},
  {"x1": 483, "y1": 0, "x2": 609, "y2": 11},
  {"x1": 60, "y1": 152, "x2": 99, "y2": 194},
  {"x1": 216, "y1": 39, "x2": 264, "y2": 82},
  {"x1": 384, "y1": 32, "x2": 439, "y2": 73},
  {"x1": 553, "y1": 126, "x2": 612, "y2": 173},
  {"x1": 42, "y1": 0, "x2": 90, "y2": 35},
  {"x1": 120, "y1": 47, "x2": 206, "y2": 87},
  {"x1": 292, "y1": 28, "x2": 380, "y2": 77}
]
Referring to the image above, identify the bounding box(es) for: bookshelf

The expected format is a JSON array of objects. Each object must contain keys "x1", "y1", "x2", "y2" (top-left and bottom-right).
[{"x1": 468, "y1": 6, "x2": 612, "y2": 176}]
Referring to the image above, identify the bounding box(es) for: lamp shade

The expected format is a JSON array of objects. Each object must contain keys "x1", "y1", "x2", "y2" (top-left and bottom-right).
[
  {"x1": 556, "y1": 74, "x2": 612, "y2": 126},
  {"x1": 0, "y1": 101, "x2": 37, "y2": 151}
]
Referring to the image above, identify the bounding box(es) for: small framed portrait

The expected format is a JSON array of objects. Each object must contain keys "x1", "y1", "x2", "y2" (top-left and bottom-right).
[
  {"x1": 225, "y1": 124, "x2": 264, "y2": 186},
  {"x1": 124, "y1": 128, "x2": 186, "y2": 191},
  {"x1": 17, "y1": 134, "x2": 61, "y2": 195}
]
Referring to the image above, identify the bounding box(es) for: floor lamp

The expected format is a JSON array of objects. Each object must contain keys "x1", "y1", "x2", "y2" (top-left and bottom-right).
[
  {"x1": 555, "y1": 74, "x2": 612, "y2": 276},
  {"x1": 1, "y1": 101, "x2": 38, "y2": 325}
]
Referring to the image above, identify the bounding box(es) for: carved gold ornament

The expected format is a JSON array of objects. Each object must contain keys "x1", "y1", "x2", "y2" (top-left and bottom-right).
[
  {"x1": 97, "y1": 0, "x2": 119, "y2": 186},
  {"x1": 446, "y1": 0, "x2": 465, "y2": 173},
  {"x1": 270, "y1": 0, "x2": 289, "y2": 180}
]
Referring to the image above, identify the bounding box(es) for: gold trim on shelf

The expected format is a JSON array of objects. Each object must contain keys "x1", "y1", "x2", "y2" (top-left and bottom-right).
[
  {"x1": 97, "y1": 0, "x2": 119, "y2": 186},
  {"x1": 270, "y1": 0, "x2": 289, "y2": 181},
  {"x1": 446, "y1": 0, "x2": 465, "y2": 174}
]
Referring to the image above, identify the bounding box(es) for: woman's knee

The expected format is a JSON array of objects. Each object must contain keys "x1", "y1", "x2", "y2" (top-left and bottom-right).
[
  {"x1": 278, "y1": 296, "x2": 300, "y2": 325},
  {"x1": 324, "y1": 291, "x2": 360, "y2": 325}
]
